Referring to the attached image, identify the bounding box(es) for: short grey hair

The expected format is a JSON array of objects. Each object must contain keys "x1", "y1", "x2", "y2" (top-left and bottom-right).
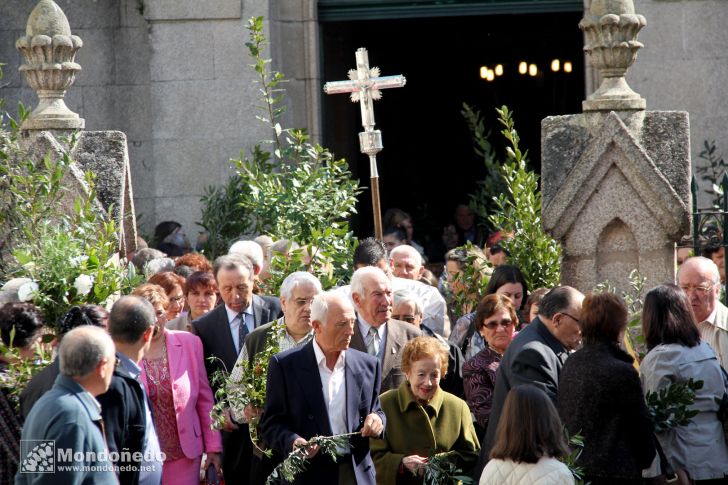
[
  {"x1": 351, "y1": 266, "x2": 389, "y2": 300},
  {"x1": 390, "y1": 245, "x2": 423, "y2": 266},
  {"x1": 393, "y1": 289, "x2": 424, "y2": 316},
  {"x1": 229, "y1": 240, "x2": 264, "y2": 270},
  {"x1": 144, "y1": 257, "x2": 175, "y2": 279},
  {"x1": 59, "y1": 326, "x2": 115, "y2": 377},
  {"x1": 310, "y1": 292, "x2": 352, "y2": 326},
  {"x1": 280, "y1": 272, "x2": 322, "y2": 300},
  {"x1": 109, "y1": 296, "x2": 156, "y2": 344},
  {"x1": 213, "y1": 254, "x2": 254, "y2": 280},
  {"x1": 678, "y1": 256, "x2": 721, "y2": 285}
]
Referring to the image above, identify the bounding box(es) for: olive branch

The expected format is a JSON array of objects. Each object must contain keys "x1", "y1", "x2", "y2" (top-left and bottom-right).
[{"x1": 266, "y1": 431, "x2": 357, "y2": 485}]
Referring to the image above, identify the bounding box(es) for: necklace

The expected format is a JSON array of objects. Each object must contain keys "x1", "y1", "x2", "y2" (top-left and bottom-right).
[
  {"x1": 143, "y1": 337, "x2": 169, "y2": 386},
  {"x1": 488, "y1": 345, "x2": 504, "y2": 357}
]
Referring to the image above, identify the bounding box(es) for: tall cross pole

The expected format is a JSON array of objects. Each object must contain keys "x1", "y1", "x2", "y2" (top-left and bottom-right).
[{"x1": 324, "y1": 47, "x2": 406, "y2": 240}]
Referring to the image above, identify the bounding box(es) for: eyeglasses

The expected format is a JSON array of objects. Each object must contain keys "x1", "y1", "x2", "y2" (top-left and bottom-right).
[
  {"x1": 679, "y1": 284, "x2": 714, "y2": 296},
  {"x1": 169, "y1": 295, "x2": 185, "y2": 305},
  {"x1": 114, "y1": 357, "x2": 121, "y2": 369},
  {"x1": 559, "y1": 312, "x2": 581, "y2": 324},
  {"x1": 392, "y1": 314, "x2": 417, "y2": 324},
  {"x1": 482, "y1": 319, "x2": 514, "y2": 330}
]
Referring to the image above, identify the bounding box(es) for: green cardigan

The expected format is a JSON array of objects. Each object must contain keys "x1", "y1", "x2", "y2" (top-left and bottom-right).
[{"x1": 371, "y1": 381, "x2": 480, "y2": 484}]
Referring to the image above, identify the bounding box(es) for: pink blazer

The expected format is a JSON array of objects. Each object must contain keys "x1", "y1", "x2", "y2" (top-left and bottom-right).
[{"x1": 141, "y1": 330, "x2": 222, "y2": 459}]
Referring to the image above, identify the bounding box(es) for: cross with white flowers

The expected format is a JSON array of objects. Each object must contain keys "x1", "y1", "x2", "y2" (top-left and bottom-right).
[{"x1": 324, "y1": 47, "x2": 406, "y2": 240}]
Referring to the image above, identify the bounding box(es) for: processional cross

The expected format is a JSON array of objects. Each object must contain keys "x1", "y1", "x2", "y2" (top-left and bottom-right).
[{"x1": 324, "y1": 48, "x2": 406, "y2": 240}]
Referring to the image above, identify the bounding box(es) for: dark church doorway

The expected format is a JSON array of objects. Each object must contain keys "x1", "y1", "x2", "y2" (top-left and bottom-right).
[{"x1": 320, "y1": 10, "x2": 585, "y2": 262}]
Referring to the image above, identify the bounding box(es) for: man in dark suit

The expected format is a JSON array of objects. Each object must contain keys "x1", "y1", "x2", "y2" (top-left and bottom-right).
[
  {"x1": 261, "y1": 291, "x2": 385, "y2": 485},
  {"x1": 98, "y1": 296, "x2": 162, "y2": 485},
  {"x1": 475, "y1": 285, "x2": 584, "y2": 476},
  {"x1": 192, "y1": 254, "x2": 282, "y2": 485},
  {"x1": 229, "y1": 271, "x2": 323, "y2": 484},
  {"x1": 347, "y1": 266, "x2": 420, "y2": 392}
]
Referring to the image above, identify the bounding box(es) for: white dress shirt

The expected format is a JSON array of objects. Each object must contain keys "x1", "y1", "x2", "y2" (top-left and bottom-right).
[
  {"x1": 225, "y1": 304, "x2": 253, "y2": 353},
  {"x1": 312, "y1": 338, "x2": 348, "y2": 440}
]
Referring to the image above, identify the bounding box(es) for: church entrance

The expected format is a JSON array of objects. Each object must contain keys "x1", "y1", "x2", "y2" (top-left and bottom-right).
[{"x1": 320, "y1": 5, "x2": 585, "y2": 258}]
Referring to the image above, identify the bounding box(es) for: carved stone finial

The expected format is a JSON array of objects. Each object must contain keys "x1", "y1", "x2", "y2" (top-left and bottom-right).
[
  {"x1": 580, "y1": 0, "x2": 646, "y2": 112},
  {"x1": 16, "y1": 0, "x2": 84, "y2": 130}
]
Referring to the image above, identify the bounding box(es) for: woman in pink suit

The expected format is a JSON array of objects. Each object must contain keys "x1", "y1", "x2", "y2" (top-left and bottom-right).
[{"x1": 134, "y1": 283, "x2": 223, "y2": 484}]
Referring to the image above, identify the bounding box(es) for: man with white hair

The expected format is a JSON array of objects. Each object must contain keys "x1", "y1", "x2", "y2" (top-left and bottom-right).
[
  {"x1": 262, "y1": 291, "x2": 385, "y2": 484},
  {"x1": 338, "y1": 238, "x2": 449, "y2": 336},
  {"x1": 17, "y1": 326, "x2": 117, "y2": 484},
  {"x1": 348, "y1": 267, "x2": 421, "y2": 392},
  {"x1": 229, "y1": 271, "x2": 323, "y2": 484},
  {"x1": 230, "y1": 240, "x2": 265, "y2": 275},
  {"x1": 678, "y1": 256, "x2": 728, "y2": 370}
]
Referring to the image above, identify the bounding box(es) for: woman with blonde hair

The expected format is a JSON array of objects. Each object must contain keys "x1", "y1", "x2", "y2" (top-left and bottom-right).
[
  {"x1": 371, "y1": 336, "x2": 480, "y2": 484},
  {"x1": 133, "y1": 283, "x2": 222, "y2": 484}
]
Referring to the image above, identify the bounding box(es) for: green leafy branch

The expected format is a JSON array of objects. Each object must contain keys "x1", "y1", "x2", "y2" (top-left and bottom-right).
[
  {"x1": 423, "y1": 450, "x2": 474, "y2": 485},
  {"x1": 561, "y1": 430, "x2": 588, "y2": 485},
  {"x1": 646, "y1": 378, "x2": 703, "y2": 433},
  {"x1": 486, "y1": 106, "x2": 561, "y2": 290},
  {"x1": 266, "y1": 431, "x2": 357, "y2": 485}
]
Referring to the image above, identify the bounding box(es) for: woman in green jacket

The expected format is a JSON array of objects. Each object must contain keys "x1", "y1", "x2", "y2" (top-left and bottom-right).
[{"x1": 371, "y1": 336, "x2": 480, "y2": 484}]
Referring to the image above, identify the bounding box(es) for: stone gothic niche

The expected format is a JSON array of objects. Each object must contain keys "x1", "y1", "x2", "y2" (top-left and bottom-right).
[{"x1": 596, "y1": 218, "x2": 639, "y2": 287}]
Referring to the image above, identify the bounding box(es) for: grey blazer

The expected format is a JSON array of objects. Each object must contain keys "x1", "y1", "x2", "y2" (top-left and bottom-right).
[{"x1": 349, "y1": 318, "x2": 421, "y2": 393}]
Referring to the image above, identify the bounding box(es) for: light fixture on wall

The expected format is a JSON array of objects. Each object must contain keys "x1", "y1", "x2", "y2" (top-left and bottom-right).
[
  {"x1": 495, "y1": 64, "x2": 503, "y2": 76},
  {"x1": 480, "y1": 66, "x2": 488, "y2": 79},
  {"x1": 529, "y1": 64, "x2": 537, "y2": 76},
  {"x1": 551, "y1": 59, "x2": 560, "y2": 72},
  {"x1": 564, "y1": 61, "x2": 573, "y2": 73},
  {"x1": 519, "y1": 61, "x2": 527, "y2": 75}
]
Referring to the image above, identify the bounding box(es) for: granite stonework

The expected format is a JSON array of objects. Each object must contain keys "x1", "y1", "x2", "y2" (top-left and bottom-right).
[
  {"x1": 541, "y1": 0, "x2": 691, "y2": 293},
  {"x1": 18, "y1": 130, "x2": 138, "y2": 256},
  {"x1": 542, "y1": 111, "x2": 691, "y2": 292},
  {"x1": 13, "y1": 1, "x2": 137, "y2": 255}
]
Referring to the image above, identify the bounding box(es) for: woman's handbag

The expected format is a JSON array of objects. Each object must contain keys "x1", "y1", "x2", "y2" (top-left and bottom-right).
[{"x1": 650, "y1": 436, "x2": 692, "y2": 485}]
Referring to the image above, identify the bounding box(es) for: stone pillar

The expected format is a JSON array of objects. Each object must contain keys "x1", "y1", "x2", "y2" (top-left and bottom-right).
[
  {"x1": 16, "y1": 0, "x2": 84, "y2": 131},
  {"x1": 14, "y1": 0, "x2": 138, "y2": 256},
  {"x1": 541, "y1": 0, "x2": 691, "y2": 294}
]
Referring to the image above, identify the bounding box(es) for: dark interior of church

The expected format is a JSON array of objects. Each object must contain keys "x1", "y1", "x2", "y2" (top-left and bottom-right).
[{"x1": 321, "y1": 10, "x2": 585, "y2": 259}]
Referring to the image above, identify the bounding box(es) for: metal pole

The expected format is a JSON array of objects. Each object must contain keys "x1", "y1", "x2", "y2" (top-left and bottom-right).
[{"x1": 691, "y1": 176, "x2": 700, "y2": 258}]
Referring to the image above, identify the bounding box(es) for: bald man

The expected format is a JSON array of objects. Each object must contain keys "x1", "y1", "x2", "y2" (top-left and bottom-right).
[{"x1": 678, "y1": 256, "x2": 728, "y2": 370}]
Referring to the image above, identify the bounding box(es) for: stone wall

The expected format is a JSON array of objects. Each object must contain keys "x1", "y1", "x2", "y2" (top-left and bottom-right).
[
  {"x1": 0, "y1": 0, "x2": 320, "y2": 240},
  {"x1": 628, "y1": 0, "x2": 728, "y2": 208}
]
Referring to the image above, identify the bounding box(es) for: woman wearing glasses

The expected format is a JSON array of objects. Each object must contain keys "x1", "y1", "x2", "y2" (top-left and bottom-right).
[
  {"x1": 462, "y1": 294, "x2": 516, "y2": 439},
  {"x1": 556, "y1": 292, "x2": 655, "y2": 485},
  {"x1": 133, "y1": 283, "x2": 222, "y2": 485}
]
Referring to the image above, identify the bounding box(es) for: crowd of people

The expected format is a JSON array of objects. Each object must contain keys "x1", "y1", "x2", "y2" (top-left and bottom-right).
[{"x1": 1, "y1": 209, "x2": 728, "y2": 485}]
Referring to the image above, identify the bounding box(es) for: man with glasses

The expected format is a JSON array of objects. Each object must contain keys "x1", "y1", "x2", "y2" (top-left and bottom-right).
[
  {"x1": 475, "y1": 286, "x2": 584, "y2": 477},
  {"x1": 392, "y1": 289, "x2": 464, "y2": 397},
  {"x1": 98, "y1": 295, "x2": 162, "y2": 485},
  {"x1": 678, "y1": 256, "x2": 728, "y2": 370}
]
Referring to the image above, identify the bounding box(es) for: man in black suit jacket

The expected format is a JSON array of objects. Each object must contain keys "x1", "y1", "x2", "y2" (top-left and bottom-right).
[
  {"x1": 261, "y1": 292, "x2": 385, "y2": 485},
  {"x1": 475, "y1": 286, "x2": 584, "y2": 477},
  {"x1": 98, "y1": 296, "x2": 161, "y2": 485},
  {"x1": 192, "y1": 254, "x2": 282, "y2": 485},
  {"x1": 347, "y1": 266, "x2": 420, "y2": 393}
]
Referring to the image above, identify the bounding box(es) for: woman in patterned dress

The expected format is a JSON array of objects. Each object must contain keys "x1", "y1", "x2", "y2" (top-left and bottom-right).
[
  {"x1": 462, "y1": 294, "x2": 516, "y2": 439},
  {"x1": 133, "y1": 283, "x2": 222, "y2": 485}
]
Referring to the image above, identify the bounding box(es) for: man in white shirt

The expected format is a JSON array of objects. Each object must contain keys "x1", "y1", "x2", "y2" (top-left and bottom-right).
[{"x1": 261, "y1": 292, "x2": 385, "y2": 485}]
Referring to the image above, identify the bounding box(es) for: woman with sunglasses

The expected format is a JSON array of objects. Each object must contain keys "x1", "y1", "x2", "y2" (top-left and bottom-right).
[
  {"x1": 462, "y1": 294, "x2": 516, "y2": 439},
  {"x1": 133, "y1": 283, "x2": 222, "y2": 485}
]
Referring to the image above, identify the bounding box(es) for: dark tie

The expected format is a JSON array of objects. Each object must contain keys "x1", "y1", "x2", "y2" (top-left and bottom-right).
[{"x1": 238, "y1": 312, "x2": 249, "y2": 354}]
